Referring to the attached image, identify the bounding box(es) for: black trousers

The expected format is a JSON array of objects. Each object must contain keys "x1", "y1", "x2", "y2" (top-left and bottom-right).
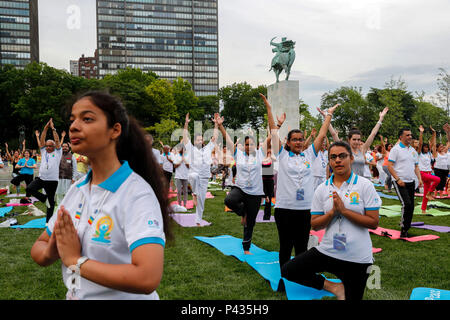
[
  {"x1": 434, "y1": 168, "x2": 449, "y2": 191},
  {"x1": 274, "y1": 208, "x2": 311, "y2": 270},
  {"x1": 281, "y1": 247, "x2": 372, "y2": 300},
  {"x1": 224, "y1": 187, "x2": 262, "y2": 251},
  {"x1": 262, "y1": 178, "x2": 274, "y2": 220},
  {"x1": 392, "y1": 180, "x2": 415, "y2": 232},
  {"x1": 10, "y1": 174, "x2": 34, "y2": 190},
  {"x1": 26, "y1": 178, "x2": 58, "y2": 222}
]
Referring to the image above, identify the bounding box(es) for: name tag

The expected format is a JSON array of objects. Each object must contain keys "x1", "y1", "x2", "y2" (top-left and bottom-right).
[{"x1": 296, "y1": 188, "x2": 304, "y2": 201}]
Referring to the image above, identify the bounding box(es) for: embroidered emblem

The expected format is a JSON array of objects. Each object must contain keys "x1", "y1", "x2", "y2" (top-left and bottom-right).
[
  {"x1": 349, "y1": 192, "x2": 360, "y2": 205},
  {"x1": 91, "y1": 215, "x2": 114, "y2": 244}
]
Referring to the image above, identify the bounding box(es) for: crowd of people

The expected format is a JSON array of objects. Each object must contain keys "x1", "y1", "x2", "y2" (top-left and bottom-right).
[{"x1": 1, "y1": 90, "x2": 449, "y2": 301}]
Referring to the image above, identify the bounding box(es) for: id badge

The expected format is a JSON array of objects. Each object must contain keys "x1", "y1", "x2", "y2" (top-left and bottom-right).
[
  {"x1": 333, "y1": 233, "x2": 347, "y2": 251},
  {"x1": 296, "y1": 188, "x2": 304, "y2": 201}
]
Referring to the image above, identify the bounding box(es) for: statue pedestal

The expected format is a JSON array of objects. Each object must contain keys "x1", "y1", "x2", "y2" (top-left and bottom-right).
[{"x1": 267, "y1": 80, "x2": 299, "y2": 141}]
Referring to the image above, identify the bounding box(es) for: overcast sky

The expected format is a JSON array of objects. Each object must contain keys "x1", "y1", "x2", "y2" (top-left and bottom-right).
[{"x1": 38, "y1": 0, "x2": 450, "y2": 111}]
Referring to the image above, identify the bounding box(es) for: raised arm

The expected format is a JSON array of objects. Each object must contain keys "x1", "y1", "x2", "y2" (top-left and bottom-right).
[
  {"x1": 4, "y1": 143, "x2": 11, "y2": 160},
  {"x1": 49, "y1": 119, "x2": 61, "y2": 149},
  {"x1": 40, "y1": 120, "x2": 50, "y2": 149},
  {"x1": 260, "y1": 93, "x2": 285, "y2": 153},
  {"x1": 418, "y1": 125, "x2": 424, "y2": 154},
  {"x1": 182, "y1": 113, "x2": 190, "y2": 146},
  {"x1": 379, "y1": 135, "x2": 387, "y2": 156},
  {"x1": 362, "y1": 107, "x2": 389, "y2": 153},
  {"x1": 35, "y1": 130, "x2": 41, "y2": 149},
  {"x1": 312, "y1": 104, "x2": 340, "y2": 153},
  {"x1": 215, "y1": 113, "x2": 234, "y2": 154},
  {"x1": 317, "y1": 107, "x2": 340, "y2": 142}
]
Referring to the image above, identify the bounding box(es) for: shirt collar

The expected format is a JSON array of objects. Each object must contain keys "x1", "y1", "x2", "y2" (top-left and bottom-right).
[
  {"x1": 399, "y1": 142, "x2": 407, "y2": 148},
  {"x1": 326, "y1": 171, "x2": 356, "y2": 186},
  {"x1": 76, "y1": 161, "x2": 133, "y2": 193},
  {"x1": 288, "y1": 151, "x2": 305, "y2": 157}
]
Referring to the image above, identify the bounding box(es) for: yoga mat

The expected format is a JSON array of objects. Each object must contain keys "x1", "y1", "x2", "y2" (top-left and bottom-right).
[
  {"x1": 377, "y1": 192, "x2": 399, "y2": 200},
  {"x1": 427, "y1": 201, "x2": 450, "y2": 209},
  {"x1": 170, "y1": 213, "x2": 211, "y2": 227},
  {"x1": 369, "y1": 227, "x2": 440, "y2": 242},
  {"x1": 410, "y1": 287, "x2": 450, "y2": 300},
  {"x1": 10, "y1": 217, "x2": 46, "y2": 229},
  {"x1": 206, "y1": 192, "x2": 215, "y2": 199},
  {"x1": 6, "y1": 203, "x2": 31, "y2": 207},
  {"x1": 382, "y1": 204, "x2": 450, "y2": 217},
  {"x1": 171, "y1": 200, "x2": 194, "y2": 209},
  {"x1": 411, "y1": 222, "x2": 450, "y2": 233},
  {"x1": 0, "y1": 206, "x2": 13, "y2": 217},
  {"x1": 195, "y1": 235, "x2": 344, "y2": 299},
  {"x1": 168, "y1": 192, "x2": 177, "y2": 198},
  {"x1": 256, "y1": 210, "x2": 275, "y2": 223},
  {"x1": 379, "y1": 207, "x2": 401, "y2": 217},
  {"x1": 5, "y1": 194, "x2": 26, "y2": 198},
  {"x1": 415, "y1": 193, "x2": 450, "y2": 199},
  {"x1": 282, "y1": 277, "x2": 341, "y2": 300}
]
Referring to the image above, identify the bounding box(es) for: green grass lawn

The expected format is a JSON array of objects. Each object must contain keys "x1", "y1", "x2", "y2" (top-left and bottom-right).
[{"x1": 0, "y1": 183, "x2": 449, "y2": 300}]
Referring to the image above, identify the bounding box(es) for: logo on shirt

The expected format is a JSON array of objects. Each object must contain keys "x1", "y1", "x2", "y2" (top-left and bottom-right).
[
  {"x1": 148, "y1": 219, "x2": 160, "y2": 229},
  {"x1": 91, "y1": 215, "x2": 114, "y2": 244},
  {"x1": 304, "y1": 161, "x2": 311, "y2": 169},
  {"x1": 349, "y1": 192, "x2": 360, "y2": 205}
]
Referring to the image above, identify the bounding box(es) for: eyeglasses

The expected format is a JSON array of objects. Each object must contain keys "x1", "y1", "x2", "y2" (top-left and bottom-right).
[{"x1": 329, "y1": 153, "x2": 350, "y2": 161}]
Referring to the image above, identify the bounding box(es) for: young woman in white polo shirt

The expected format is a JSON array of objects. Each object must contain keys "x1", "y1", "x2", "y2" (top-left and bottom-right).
[
  {"x1": 281, "y1": 141, "x2": 380, "y2": 300},
  {"x1": 216, "y1": 113, "x2": 270, "y2": 254},
  {"x1": 31, "y1": 91, "x2": 171, "y2": 300},
  {"x1": 433, "y1": 143, "x2": 449, "y2": 197},
  {"x1": 260, "y1": 93, "x2": 339, "y2": 270}
]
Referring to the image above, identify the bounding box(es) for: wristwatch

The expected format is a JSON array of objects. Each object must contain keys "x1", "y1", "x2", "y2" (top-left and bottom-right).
[{"x1": 69, "y1": 256, "x2": 89, "y2": 276}]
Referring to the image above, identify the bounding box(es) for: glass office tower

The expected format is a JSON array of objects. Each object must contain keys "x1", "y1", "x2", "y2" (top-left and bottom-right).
[
  {"x1": 97, "y1": 0, "x2": 219, "y2": 96},
  {"x1": 0, "y1": 0, "x2": 39, "y2": 69}
]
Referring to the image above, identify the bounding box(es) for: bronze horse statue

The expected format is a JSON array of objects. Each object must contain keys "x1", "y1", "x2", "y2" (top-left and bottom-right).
[{"x1": 270, "y1": 37, "x2": 296, "y2": 82}]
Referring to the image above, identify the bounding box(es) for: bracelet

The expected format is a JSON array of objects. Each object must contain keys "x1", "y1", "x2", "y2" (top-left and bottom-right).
[
  {"x1": 377, "y1": 121, "x2": 382, "y2": 125},
  {"x1": 277, "y1": 123, "x2": 282, "y2": 128},
  {"x1": 68, "y1": 256, "x2": 89, "y2": 276}
]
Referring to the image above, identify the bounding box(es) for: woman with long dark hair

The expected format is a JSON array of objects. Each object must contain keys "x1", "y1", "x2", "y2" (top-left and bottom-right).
[
  {"x1": 31, "y1": 91, "x2": 172, "y2": 300},
  {"x1": 260, "y1": 93, "x2": 339, "y2": 272}
]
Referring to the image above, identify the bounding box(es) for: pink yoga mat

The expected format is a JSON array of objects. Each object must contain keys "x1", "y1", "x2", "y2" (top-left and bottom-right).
[
  {"x1": 170, "y1": 213, "x2": 211, "y2": 227},
  {"x1": 415, "y1": 193, "x2": 450, "y2": 199},
  {"x1": 369, "y1": 227, "x2": 440, "y2": 242},
  {"x1": 6, "y1": 203, "x2": 31, "y2": 207},
  {"x1": 170, "y1": 200, "x2": 194, "y2": 209}
]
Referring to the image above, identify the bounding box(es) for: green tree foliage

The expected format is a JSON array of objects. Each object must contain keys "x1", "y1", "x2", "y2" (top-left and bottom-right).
[
  {"x1": 145, "y1": 118, "x2": 180, "y2": 146},
  {"x1": 218, "y1": 82, "x2": 267, "y2": 130}
]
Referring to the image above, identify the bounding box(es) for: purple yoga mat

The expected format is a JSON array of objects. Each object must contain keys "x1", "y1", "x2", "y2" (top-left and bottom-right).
[
  {"x1": 411, "y1": 222, "x2": 450, "y2": 233},
  {"x1": 170, "y1": 213, "x2": 211, "y2": 227},
  {"x1": 256, "y1": 210, "x2": 275, "y2": 223}
]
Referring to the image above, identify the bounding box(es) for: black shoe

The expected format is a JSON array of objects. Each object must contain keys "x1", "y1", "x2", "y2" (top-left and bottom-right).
[{"x1": 400, "y1": 230, "x2": 409, "y2": 238}]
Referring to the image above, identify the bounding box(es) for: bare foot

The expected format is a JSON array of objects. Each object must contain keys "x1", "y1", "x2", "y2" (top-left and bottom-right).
[
  {"x1": 323, "y1": 280, "x2": 345, "y2": 300},
  {"x1": 244, "y1": 250, "x2": 253, "y2": 255},
  {"x1": 426, "y1": 193, "x2": 435, "y2": 201},
  {"x1": 196, "y1": 223, "x2": 201, "y2": 227},
  {"x1": 422, "y1": 210, "x2": 427, "y2": 214}
]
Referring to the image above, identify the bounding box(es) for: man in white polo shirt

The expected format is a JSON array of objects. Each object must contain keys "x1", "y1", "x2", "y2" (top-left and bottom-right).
[
  {"x1": 388, "y1": 128, "x2": 423, "y2": 238},
  {"x1": 27, "y1": 119, "x2": 62, "y2": 223},
  {"x1": 182, "y1": 113, "x2": 218, "y2": 225}
]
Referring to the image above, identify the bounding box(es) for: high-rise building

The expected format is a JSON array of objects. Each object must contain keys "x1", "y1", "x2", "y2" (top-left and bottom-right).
[
  {"x1": 78, "y1": 49, "x2": 99, "y2": 79},
  {"x1": 70, "y1": 60, "x2": 79, "y2": 76},
  {"x1": 0, "y1": 0, "x2": 39, "y2": 69},
  {"x1": 97, "y1": 0, "x2": 219, "y2": 96}
]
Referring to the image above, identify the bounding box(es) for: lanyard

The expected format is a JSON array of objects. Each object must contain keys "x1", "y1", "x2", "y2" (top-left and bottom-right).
[{"x1": 328, "y1": 173, "x2": 357, "y2": 231}]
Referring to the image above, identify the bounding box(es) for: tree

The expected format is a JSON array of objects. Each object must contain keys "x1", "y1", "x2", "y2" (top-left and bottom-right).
[
  {"x1": 412, "y1": 100, "x2": 448, "y2": 143},
  {"x1": 320, "y1": 86, "x2": 373, "y2": 139},
  {"x1": 171, "y1": 77, "x2": 201, "y2": 124},
  {"x1": 218, "y1": 82, "x2": 267, "y2": 130},
  {"x1": 299, "y1": 99, "x2": 320, "y2": 132},
  {"x1": 436, "y1": 67, "x2": 450, "y2": 119},
  {"x1": 145, "y1": 118, "x2": 180, "y2": 146},
  {"x1": 144, "y1": 79, "x2": 177, "y2": 123}
]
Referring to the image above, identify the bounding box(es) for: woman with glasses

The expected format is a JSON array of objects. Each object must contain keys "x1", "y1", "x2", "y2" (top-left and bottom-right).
[
  {"x1": 282, "y1": 141, "x2": 381, "y2": 300},
  {"x1": 260, "y1": 93, "x2": 339, "y2": 273}
]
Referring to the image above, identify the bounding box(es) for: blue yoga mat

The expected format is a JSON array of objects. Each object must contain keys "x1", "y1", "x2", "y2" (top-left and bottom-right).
[
  {"x1": 377, "y1": 192, "x2": 399, "y2": 200},
  {"x1": 195, "y1": 235, "x2": 341, "y2": 299},
  {"x1": 410, "y1": 287, "x2": 450, "y2": 300},
  {"x1": 10, "y1": 217, "x2": 46, "y2": 229},
  {"x1": 0, "y1": 206, "x2": 13, "y2": 217}
]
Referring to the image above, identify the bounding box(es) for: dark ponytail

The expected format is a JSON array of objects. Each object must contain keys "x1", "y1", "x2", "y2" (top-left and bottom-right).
[{"x1": 72, "y1": 91, "x2": 173, "y2": 242}]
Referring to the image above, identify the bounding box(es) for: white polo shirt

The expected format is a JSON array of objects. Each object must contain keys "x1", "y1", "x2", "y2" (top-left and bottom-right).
[
  {"x1": 275, "y1": 144, "x2": 317, "y2": 210},
  {"x1": 152, "y1": 148, "x2": 162, "y2": 165},
  {"x1": 185, "y1": 140, "x2": 215, "y2": 179},
  {"x1": 161, "y1": 153, "x2": 173, "y2": 173},
  {"x1": 172, "y1": 153, "x2": 189, "y2": 180},
  {"x1": 47, "y1": 161, "x2": 165, "y2": 300},
  {"x1": 388, "y1": 142, "x2": 419, "y2": 183},
  {"x1": 234, "y1": 148, "x2": 265, "y2": 196},
  {"x1": 311, "y1": 172, "x2": 380, "y2": 263},
  {"x1": 39, "y1": 147, "x2": 63, "y2": 181},
  {"x1": 418, "y1": 152, "x2": 432, "y2": 172},
  {"x1": 312, "y1": 150, "x2": 328, "y2": 178}
]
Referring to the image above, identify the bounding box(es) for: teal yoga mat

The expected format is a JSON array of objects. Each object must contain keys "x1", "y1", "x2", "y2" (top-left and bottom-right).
[
  {"x1": 410, "y1": 287, "x2": 450, "y2": 300},
  {"x1": 195, "y1": 235, "x2": 341, "y2": 299},
  {"x1": 0, "y1": 206, "x2": 13, "y2": 217},
  {"x1": 10, "y1": 217, "x2": 46, "y2": 229}
]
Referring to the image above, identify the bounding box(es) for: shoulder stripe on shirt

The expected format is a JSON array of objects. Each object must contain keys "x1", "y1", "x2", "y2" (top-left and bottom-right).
[{"x1": 129, "y1": 237, "x2": 165, "y2": 252}]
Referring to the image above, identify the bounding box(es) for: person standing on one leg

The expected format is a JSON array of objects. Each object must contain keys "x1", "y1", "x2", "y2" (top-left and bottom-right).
[
  {"x1": 182, "y1": 113, "x2": 219, "y2": 226},
  {"x1": 388, "y1": 128, "x2": 423, "y2": 237},
  {"x1": 27, "y1": 119, "x2": 62, "y2": 223}
]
